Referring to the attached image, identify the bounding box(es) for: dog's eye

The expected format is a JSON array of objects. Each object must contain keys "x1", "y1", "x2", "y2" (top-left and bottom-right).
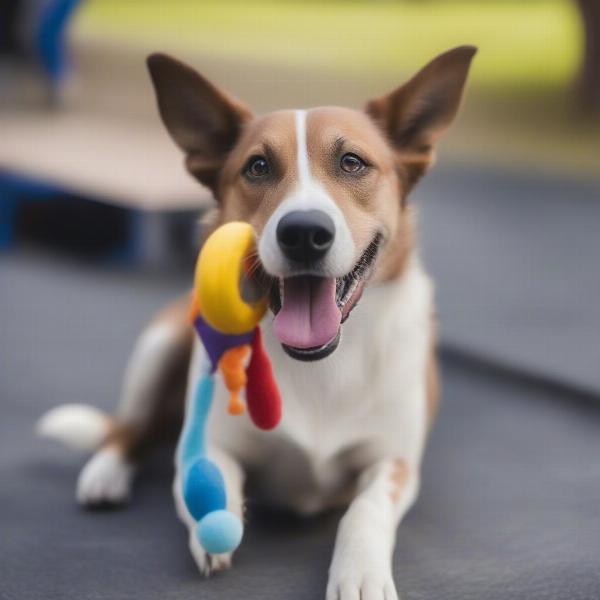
[
  {"x1": 244, "y1": 155, "x2": 269, "y2": 179},
  {"x1": 340, "y1": 153, "x2": 366, "y2": 174}
]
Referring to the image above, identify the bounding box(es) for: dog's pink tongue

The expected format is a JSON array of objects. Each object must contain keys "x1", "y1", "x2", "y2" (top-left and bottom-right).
[{"x1": 273, "y1": 277, "x2": 341, "y2": 349}]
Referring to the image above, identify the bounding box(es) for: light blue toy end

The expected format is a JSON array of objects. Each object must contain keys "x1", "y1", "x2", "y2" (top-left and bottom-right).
[{"x1": 197, "y1": 510, "x2": 243, "y2": 555}]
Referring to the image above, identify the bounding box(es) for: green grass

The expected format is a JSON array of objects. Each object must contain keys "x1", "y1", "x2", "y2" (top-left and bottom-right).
[
  {"x1": 74, "y1": 1, "x2": 599, "y2": 178},
  {"x1": 77, "y1": 0, "x2": 580, "y2": 91}
]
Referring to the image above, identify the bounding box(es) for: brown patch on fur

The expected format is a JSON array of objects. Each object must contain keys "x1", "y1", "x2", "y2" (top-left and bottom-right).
[
  {"x1": 374, "y1": 205, "x2": 415, "y2": 283},
  {"x1": 153, "y1": 291, "x2": 193, "y2": 327},
  {"x1": 389, "y1": 458, "x2": 409, "y2": 503},
  {"x1": 426, "y1": 316, "x2": 440, "y2": 428},
  {"x1": 103, "y1": 421, "x2": 138, "y2": 457},
  {"x1": 307, "y1": 108, "x2": 400, "y2": 253},
  {"x1": 218, "y1": 110, "x2": 299, "y2": 234},
  {"x1": 306, "y1": 107, "x2": 415, "y2": 283}
]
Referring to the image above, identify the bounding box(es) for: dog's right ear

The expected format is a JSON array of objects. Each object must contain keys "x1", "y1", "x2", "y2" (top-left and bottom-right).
[{"x1": 147, "y1": 53, "x2": 253, "y2": 194}]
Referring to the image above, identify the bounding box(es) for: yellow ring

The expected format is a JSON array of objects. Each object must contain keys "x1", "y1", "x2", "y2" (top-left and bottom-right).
[{"x1": 194, "y1": 222, "x2": 267, "y2": 335}]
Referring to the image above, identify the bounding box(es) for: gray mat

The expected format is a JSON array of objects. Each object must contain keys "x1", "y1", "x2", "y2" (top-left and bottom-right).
[
  {"x1": 418, "y1": 165, "x2": 600, "y2": 395},
  {"x1": 1, "y1": 250, "x2": 600, "y2": 599}
]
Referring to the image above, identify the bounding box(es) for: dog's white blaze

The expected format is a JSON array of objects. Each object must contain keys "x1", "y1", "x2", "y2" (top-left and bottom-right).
[
  {"x1": 295, "y1": 109, "x2": 311, "y2": 186},
  {"x1": 257, "y1": 109, "x2": 355, "y2": 277}
]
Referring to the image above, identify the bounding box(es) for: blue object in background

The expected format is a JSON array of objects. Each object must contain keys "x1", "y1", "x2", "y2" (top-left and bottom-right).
[
  {"x1": 0, "y1": 170, "x2": 141, "y2": 260},
  {"x1": 0, "y1": 171, "x2": 59, "y2": 249},
  {"x1": 0, "y1": 0, "x2": 83, "y2": 250},
  {"x1": 35, "y1": 0, "x2": 82, "y2": 84}
]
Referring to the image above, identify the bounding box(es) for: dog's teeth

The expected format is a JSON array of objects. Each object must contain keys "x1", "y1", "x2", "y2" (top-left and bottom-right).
[
  {"x1": 335, "y1": 233, "x2": 383, "y2": 309},
  {"x1": 337, "y1": 275, "x2": 359, "y2": 308},
  {"x1": 336, "y1": 278, "x2": 345, "y2": 303},
  {"x1": 344, "y1": 278, "x2": 359, "y2": 305}
]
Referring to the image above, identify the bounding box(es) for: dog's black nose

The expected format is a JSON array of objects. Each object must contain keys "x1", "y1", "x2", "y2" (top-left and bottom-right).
[{"x1": 276, "y1": 210, "x2": 335, "y2": 263}]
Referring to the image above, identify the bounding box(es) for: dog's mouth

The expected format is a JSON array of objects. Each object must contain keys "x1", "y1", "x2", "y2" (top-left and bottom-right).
[{"x1": 268, "y1": 233, "x2": 382, "y2": 361}]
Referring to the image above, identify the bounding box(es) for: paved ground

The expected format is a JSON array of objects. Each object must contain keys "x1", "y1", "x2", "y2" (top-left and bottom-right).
[{"x1": 417, "y1": 164, "x2": 600, "y2": 395}]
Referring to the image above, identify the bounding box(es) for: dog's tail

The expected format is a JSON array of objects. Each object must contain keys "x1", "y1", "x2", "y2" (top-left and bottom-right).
[{"x1": 36, "y1": 404, "x2": 114, "y2": 452}]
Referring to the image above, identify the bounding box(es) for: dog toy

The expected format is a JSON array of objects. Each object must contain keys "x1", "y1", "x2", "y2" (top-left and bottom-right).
[{"x1": 178, "y1": 222, "x2": 282, "y2": 555}]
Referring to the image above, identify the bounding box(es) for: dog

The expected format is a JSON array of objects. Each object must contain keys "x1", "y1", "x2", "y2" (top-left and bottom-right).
[{"x1": 38, "y1": 45, "x2": 476, "y2": 599}]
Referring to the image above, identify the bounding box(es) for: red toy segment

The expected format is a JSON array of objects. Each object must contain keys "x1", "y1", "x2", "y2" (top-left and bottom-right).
[{"x1": 246, "y1": 327, "x2": 282, "y2": 430}]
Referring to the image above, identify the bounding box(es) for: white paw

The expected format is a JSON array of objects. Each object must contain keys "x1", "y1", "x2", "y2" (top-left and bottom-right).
[
  {"x1": 326, "y1": 572, "x2": 399, "y2": 600},
  {"x1": 76, "y1": 446, "x2": 134, "y2": 506},
  {"x1": 189, "y1": 530, "x2": 233, "y2": 576},
  {"x1": 327, "y1": 535, "x2": 399, "y2": 600}
]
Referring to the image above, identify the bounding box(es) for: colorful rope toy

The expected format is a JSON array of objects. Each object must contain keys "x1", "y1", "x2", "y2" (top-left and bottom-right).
[{"x1": 178, "y1": 222, "x2": 282, "y2": 555}]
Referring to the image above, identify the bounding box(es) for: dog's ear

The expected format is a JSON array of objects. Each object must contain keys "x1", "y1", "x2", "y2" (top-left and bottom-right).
[
  {"x1": 366, "y1": 45, "x2": 476, "y2": 186},
  {"x1": 147, "y1": 53, "x2": 253, "y2": 194}
]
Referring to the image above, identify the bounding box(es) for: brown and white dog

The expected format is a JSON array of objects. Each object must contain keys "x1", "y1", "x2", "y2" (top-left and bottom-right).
[{"x1": 38, "y1": 46, "x2": 476, "y2": 599}]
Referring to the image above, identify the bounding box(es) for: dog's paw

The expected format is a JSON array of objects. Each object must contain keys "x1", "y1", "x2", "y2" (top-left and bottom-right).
[
  {"x1": 76, "y1": 446, "x2": 134, "y2": 506},
  {"x1": 326, "y1": 573, "x2": 399, "y2": 600},
  {"x1": 327, "y1": 540, "x2": 399, "y2": 600},
  {"x1": 189, "y1": 531, "x2": 233, "y2": 576}
]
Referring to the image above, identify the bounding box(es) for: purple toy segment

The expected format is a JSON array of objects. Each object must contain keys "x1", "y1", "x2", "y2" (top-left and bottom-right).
[{"x1": 194, "y1": 315, "x2": 255, "y2": 372}]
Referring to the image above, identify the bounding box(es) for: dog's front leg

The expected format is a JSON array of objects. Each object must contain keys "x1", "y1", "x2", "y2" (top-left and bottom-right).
[
  {"x1": 173, "y1": 445, "x2": 245, "y2": 575},
  {"x1": 327, "y1": 458, "x2": 419, "y2": 600}
]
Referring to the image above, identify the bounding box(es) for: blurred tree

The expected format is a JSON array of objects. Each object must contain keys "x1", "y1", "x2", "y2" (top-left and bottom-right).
[{"x1": 575, "y1": 0, "x2": 600, "y2": 112}]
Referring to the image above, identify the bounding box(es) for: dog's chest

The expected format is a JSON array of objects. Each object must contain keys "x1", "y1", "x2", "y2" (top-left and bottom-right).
[{"x1": 208, "y1": 259, "x2": 433, "y2": 511}]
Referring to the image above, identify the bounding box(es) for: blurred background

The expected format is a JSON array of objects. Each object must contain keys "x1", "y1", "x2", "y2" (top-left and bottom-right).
[
  {"x1": 1, "y1": 1, "x2": 600, "y2": 598},
  {"x1": 2, "y1": 0, "x2": 599, "y2": 394}
]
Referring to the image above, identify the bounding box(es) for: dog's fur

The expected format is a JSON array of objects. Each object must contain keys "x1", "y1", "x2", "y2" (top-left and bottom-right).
[{"x1": 38, "y1": 46, "x2": 475, "y2": 599}]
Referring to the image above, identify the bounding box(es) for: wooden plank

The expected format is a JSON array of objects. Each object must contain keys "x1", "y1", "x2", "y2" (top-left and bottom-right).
[{"x1": 0, "y1": 111, "x2": 213, "y2": 211}]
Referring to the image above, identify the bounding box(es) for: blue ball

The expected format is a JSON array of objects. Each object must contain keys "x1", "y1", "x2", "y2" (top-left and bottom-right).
[
  {"x1": 197, "y1": 510, "x2": 243, "y2": 555},
  {"x1": 183, "y1": 458, "x2": 226, "y2": 521}
]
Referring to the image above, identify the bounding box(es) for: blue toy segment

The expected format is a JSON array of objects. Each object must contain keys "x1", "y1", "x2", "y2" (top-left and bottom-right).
[
  {"x1": 177, "y1": 372, "x2": 214, "y2": 470},
  {"x1": 194, "y1": 315, "x2": 254, "y2": 372},
  {"x1": 197, "y1": 510, "x2": 243, "y2": 555},
  {"x1": 176, "y1": 370, "x2": 245, "y2": 553},
  {"x1": 183, "y1": 458, "x2": 226, "y2": 521}
]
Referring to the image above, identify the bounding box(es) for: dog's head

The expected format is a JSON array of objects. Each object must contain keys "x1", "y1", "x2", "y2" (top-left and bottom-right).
[{"x1": 148, "y1": 47, "x2": 475, "y2": 361}]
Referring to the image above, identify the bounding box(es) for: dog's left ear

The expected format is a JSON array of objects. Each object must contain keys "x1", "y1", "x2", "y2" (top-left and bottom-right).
[
  {"x1": 147, "y1": 53, "x2": 253, "y2": 195},
  {"x1": 366, "y1": 45, "x2": 477, "y2": 186}
]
